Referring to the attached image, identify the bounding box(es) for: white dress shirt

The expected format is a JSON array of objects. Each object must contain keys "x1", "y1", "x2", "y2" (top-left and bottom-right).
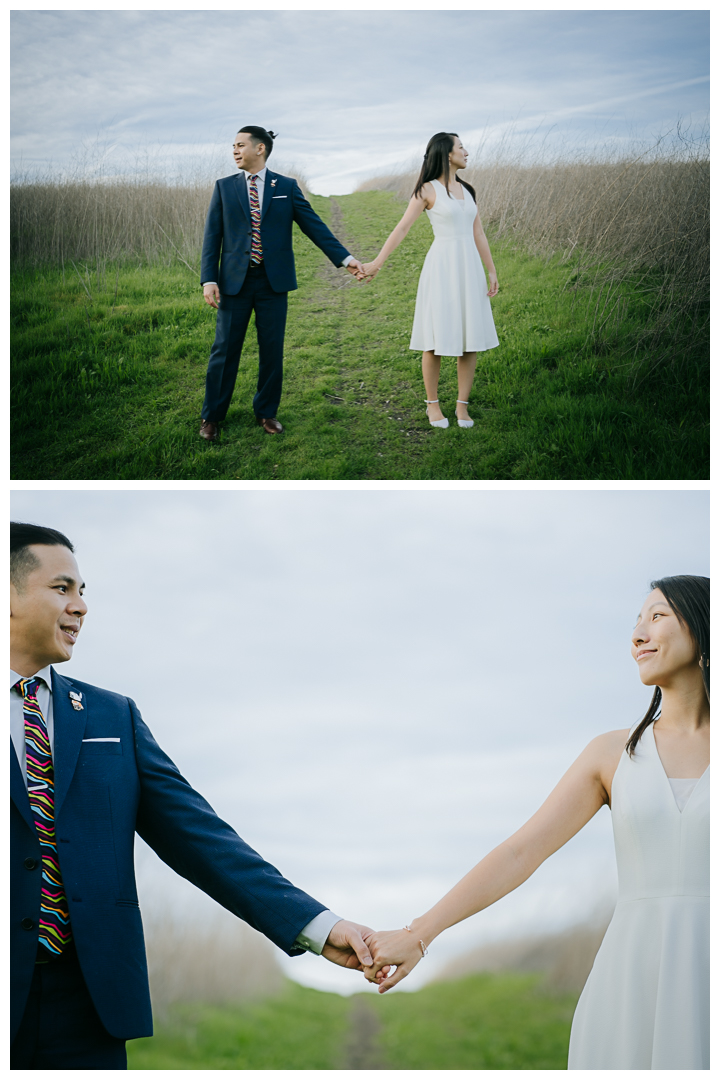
[
  {"x1": 9, "y1": 667, "x2": 340, "y2": 954},
  {"x1": 243, "y1": 165, "x2": 269, "y2": 197},
  {"x1": 203, "y1": 166, "x2": 355, "y2": 287},
  {"x1": 10, "y1": 665, "x2": 54, "y2": 781}
]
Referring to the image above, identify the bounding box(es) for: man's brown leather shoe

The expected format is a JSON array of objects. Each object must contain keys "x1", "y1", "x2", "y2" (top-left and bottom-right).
[
  {"x1": 257, "y1": 416, "x2": 284, "y2": 435},
  {"x1": 199, "y1": 419, "x2": 219, "y2": 441}
]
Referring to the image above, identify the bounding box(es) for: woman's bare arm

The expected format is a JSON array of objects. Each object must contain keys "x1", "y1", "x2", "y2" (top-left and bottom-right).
[
  {"x1": 473, "y1": 212, "x2": 498, "y2": 297},
  {"x1": 365, "y1": 729, "x2": 628, "y2": 990},
  {"x1": 362, "y1": 185, "x2": 434, "y2": 278}
]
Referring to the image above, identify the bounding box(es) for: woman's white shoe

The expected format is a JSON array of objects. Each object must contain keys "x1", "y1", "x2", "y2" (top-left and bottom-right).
[
  {"x1": 455, "y1": 399, "x2": 474, "y2": 428},
  {"x1": 425, "y1": 399, "x2": 449, "y2": 429}
]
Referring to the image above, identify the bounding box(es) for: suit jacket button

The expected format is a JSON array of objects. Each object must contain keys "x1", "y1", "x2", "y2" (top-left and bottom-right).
[
  {"x1": 21, "y1": 918, "x2": 34, "y2": 930},
  {"x1": 24, "y1": 858, "x2": 38, "y2": 870}
]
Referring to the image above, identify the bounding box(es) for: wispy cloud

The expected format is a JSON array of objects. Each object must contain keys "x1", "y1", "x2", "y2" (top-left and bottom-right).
[
  {"x1": 481, "y1": 75, "x2": 710, "y2": 133},
  {"x1": 11, "y1": 11, "x2": 708, "y2": 193}
]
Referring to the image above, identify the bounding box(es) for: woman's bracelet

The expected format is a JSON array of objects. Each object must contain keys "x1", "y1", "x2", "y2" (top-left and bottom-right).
[{"x1": 404, "y1": 925, "x2": 429, "y2": 957}]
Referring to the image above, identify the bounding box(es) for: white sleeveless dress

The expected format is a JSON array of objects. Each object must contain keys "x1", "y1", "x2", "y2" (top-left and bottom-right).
[
  {"x1": 568, "y1": 724, "x2": 709, "y2": 1069},
  {"x1": 409, "y1": 179, "x2": 499, "y2": 357}
]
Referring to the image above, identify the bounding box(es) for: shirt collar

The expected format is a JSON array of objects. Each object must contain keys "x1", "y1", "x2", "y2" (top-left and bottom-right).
[
  {"x1": 10, "y1": 664, "x2": 54, "y2": 690},
  {"x1": 243, "y1": 166, "x2": 267, "y2": 183}
]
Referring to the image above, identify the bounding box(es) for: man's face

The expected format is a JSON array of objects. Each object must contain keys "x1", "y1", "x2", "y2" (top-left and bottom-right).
[
  {"x1": 10, "y1": 545, "x2": 87, "y2": 673},
  {"x1": 233, "y1": 132, "x2": 265, "y2": 172}
]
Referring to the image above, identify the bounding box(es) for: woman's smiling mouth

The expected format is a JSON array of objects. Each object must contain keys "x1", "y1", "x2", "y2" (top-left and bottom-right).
[{"x1": 636, "y1": 649, "x2": 656, "y2": 661}]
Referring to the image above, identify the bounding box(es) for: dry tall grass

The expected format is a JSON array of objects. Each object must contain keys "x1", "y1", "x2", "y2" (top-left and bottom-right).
[
  {"x1": 10, "y1": 164, "x2": 309, "y2": 272},
  {"x1": 432, "y1": 911, "x2": 613, "y2": 995},
  {"x1": 358, "y1": 128, "x2": 709, "y2": 371},
  {"x1": 142, "y1": 907, "x2": 286, "y2": 1021},
  {"x1": 357, "y1": 138, "x2": 708, "y2": 271}
]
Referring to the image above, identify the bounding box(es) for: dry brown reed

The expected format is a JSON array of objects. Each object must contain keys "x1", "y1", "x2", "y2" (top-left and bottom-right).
[
  {"x1": 357, "y1": 128, "x2": 709, "y2": 372},
  {"x1": 10, "y1": 164, "x2": 309, "y2": 272},
  {"x1": 143, "y1": 907, "x2": 286, "y2": 1021},
  {"x1": 431, "y1": 911, "x2": 613, "y2": 995},
  {"x1": 356, "y1": 129, "x2": 708, "y2": 273}
]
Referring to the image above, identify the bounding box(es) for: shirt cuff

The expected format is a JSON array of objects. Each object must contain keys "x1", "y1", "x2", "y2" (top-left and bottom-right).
[
  {"x1": 294, "y1": 910, "x2": 343, "y2": 954},
  {"x1": 203, "y1": 282, "x2": 218, "y2": 287},
  {"x1": 340, "y1": 255, "x2": 355, "y2": 267}
]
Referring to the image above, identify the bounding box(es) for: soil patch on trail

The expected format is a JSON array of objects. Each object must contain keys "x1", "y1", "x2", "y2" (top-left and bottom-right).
[{"x1": 341, "y1": 996, "x2": 387, "y2": 1070}]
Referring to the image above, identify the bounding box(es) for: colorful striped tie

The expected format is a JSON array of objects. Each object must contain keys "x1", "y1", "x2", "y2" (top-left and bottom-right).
[
  {"x1": 16, "y1": 677, "x2": 72, "y2": 957},
  {"x1": 248, "y1": 175, "x2": 264, "y2": 264}
]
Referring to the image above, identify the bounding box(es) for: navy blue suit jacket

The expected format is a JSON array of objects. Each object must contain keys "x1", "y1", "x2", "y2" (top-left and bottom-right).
[
  {"x1": 200, "y1": 169, "x2": 350, "y2": 295},
  {"x1": 10, "y1": 669, "x2": 326, "y2": 1042}
]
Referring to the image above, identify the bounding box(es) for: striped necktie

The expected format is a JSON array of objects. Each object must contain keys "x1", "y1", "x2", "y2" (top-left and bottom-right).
[
  {"x1": 248, "y1": 174, "x2": 264, "y2": 264},
  {"x1": 16, "y1": 677, "x2": 72, "y2": 957}
]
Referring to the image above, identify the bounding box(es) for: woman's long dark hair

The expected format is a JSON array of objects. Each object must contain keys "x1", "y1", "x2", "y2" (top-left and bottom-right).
[
  {"x1": 626, "y1": 575, "x2": 710, "y2": 757},
  {"x1": 413, "y1": 132, "x2": 476, "y2": 203}
]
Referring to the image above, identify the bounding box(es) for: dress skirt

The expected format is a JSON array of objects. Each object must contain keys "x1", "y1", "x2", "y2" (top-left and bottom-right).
[{"x1": 409, "y1": 178, "x2": 499, "y2": 357}]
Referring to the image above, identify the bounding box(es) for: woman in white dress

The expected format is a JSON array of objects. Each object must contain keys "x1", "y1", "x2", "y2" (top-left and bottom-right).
[
  {"x1": 362, "y1": 133, "x2": 499, "y2": 429},
  {"x1": 363, "y1": 575, "x2": 709, "y2": 1070}
]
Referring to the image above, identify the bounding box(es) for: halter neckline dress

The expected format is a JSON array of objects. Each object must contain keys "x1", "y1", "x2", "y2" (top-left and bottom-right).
[
  {"x1": 409, "y1": 179, "x2": 499, "y2": 357},
  {"x1": 568, "y1": 723, "x2": 709, "y2": 1069}
]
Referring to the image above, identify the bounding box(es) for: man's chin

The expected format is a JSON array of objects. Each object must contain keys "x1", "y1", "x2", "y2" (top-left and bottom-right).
[{"x1": 51, "y1": 644, "x2": 75, "y2": 665}]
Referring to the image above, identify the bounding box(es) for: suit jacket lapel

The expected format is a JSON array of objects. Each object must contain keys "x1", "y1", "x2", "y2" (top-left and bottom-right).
[
  {"x1": 10, "y1": 738, "x2": 34, "y2": 832},
  {"x1": 234, "y1": 172, "x2": 251, "y2": 224},
  {"x1": 261, "y1": 170, "x2": 275, "y2": 220},
  {"x1": 51, "y1": 668, "x2": 87, "y2": 819}
]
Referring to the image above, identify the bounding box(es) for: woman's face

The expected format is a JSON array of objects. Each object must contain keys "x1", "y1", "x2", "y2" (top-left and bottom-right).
[
  {"x1": 449, "y1": 137, "x2": 469, "y2": 171},
  {"x1": 631, "y1": 587, "x2": 700, "y2": 688}
]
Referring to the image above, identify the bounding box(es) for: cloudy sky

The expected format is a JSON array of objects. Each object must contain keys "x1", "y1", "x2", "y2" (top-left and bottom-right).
[
  {"x1": 10, "y1": 489, "x2": 708, "y2": 993},
  {"x1": 11, "y1": 9, "x2": 709, "y2": 194}
]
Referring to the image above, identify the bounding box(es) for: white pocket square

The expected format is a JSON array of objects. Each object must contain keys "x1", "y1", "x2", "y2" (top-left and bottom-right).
[
  {"x1": 272, "y1": 195, "x2": 287, "y2": 199},
  {"x1": 82, "y1": 737, "x2": 121, "y2": 742}
]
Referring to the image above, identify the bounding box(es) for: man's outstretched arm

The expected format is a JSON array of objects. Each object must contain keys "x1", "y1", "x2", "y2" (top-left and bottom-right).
[
  {"x1": 132, "y1": 700, "x2": 374, "y2": 970},
  {"x1": 290, "y1": 181, "x2": 363, "y2": 276}
]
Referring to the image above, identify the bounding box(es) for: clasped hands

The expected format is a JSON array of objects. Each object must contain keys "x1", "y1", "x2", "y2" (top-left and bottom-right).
[
  {"x1": 322, "y1": 919, "x2": 427, "y2": 993},
  {"x1": 344, "y1": 258, "x2": 380, "y2": 283}
]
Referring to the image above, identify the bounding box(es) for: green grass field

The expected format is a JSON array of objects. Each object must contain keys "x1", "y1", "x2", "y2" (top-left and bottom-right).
[
  {"x1": 11, "y1": 191, "x2": 708, "y2": 479},
  {"x1": 127, "y1": 973, "x2": 578, "y2": 1070}
]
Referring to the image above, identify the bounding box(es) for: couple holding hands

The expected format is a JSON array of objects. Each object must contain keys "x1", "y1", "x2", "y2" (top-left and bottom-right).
[
  {"x1": 199, "y1": 125, "x2": 499, "y2": 440},
  {"x1": 10, "y1": 521, "x2": 709, "y2": 1070}
]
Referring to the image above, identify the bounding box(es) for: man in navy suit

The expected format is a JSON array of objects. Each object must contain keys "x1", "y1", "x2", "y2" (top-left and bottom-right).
[
  {"x1": 199, "y1": 125, "x2": 363, "y2": 440},
  {"x1": 10, "y1": 522, "x2": 377, "y2": 1069}
]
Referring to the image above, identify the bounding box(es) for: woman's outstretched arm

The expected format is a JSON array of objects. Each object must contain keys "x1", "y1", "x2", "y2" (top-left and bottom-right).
[
  {"x1": 361, "y1": 187, "x2": 432, "y2": 280},
  {"x1": 364, "y1": 729, "x2": 628, "y2": 991}
]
